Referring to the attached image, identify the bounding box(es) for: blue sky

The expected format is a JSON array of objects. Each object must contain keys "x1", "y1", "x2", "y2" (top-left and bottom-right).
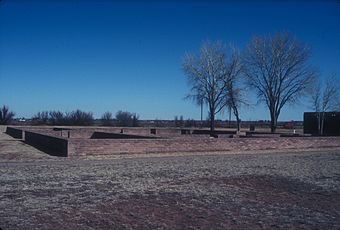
[{"x1": 1, "y1": 0, "x2": 339, "y2": 121}]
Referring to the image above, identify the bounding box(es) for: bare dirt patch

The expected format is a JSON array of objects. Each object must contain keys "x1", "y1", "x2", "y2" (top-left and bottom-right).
[{"x1": 107, "y1": 175, "x2": 340, "y2": 229}]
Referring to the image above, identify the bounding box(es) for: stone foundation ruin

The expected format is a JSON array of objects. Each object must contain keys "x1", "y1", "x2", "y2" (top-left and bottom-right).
[{"x1": 5, "y1": 126, "x2": 340, "y2": 157}]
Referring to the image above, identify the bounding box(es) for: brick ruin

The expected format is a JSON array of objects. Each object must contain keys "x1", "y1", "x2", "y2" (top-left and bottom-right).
[{"x1": 5, "y1": 126, "x2": 340, "y2": 157}]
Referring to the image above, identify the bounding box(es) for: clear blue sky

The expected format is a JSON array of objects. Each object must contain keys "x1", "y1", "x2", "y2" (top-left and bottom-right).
[{"x1": 1, "y1": 0, "x2": 339, "y2": 121}]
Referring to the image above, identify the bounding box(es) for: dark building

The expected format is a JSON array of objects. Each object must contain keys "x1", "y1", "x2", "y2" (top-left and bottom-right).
[{"x1": 304, "y1": 112, "x2": 340, "y2": 136}]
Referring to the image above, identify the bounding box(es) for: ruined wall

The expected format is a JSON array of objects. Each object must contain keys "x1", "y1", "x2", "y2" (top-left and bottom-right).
[
  {"x1": 120, "y1": 128, "x2": 150, "y2": 136},
  {"x1": 25, "y1": 131, "x2": 68, "y2": 157},
  {"x1": 90, "y1": 132, "x2": 158, "y2": 139},
  {"x1": 153, "y1": 128, "x2": 182, "y2": 136},
  {"x1": 67, "y1": 137, "x2": 340, "y2": 157},
  {"x1": 5, "y1": 127, "x2": 23, "y2": 139},
  {"x1": 5, "y1": 126, "x2": 340, "y2": 158},
  {"x1": 66, "y1": 128, "x2": 121, "y2": 138}
]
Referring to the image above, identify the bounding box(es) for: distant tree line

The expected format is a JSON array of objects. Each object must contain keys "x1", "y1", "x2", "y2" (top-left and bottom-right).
[
  {"x1": 32, "y1": 110, "x2": 94, "y2": 126},
  {"x1": 0, "y1": 104, "x2": 200, "y2": 128},
  {"x1": 0, "y1": 104, "x2": 307, "y2": 130},
  {"x1": 174, "y1": 115, "x2": 197, "y2": 127},
  {"x1": 29, "y1": 109, "x2": 140, "y2": 127},
  {"x1": 101, "y1": 110, "x2": 139, "y2": 127}
]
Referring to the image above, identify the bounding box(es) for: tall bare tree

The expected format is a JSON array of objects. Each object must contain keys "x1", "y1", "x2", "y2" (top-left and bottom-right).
[
  {"x1": 182, "y1": 42, "x2": 227, "y2": 131},
  {"x1": 243, "y1": 32, "x2": 316, "y2": 133},
  {"x1": 311, "y1": 74, "x2": 339, "y2": 135},
  {"x1": 224, "y1": 49, "x2": 246, "y2": 132},
  {"x1": 182, "y1": 42, "x2": 244, "y2": 132}
]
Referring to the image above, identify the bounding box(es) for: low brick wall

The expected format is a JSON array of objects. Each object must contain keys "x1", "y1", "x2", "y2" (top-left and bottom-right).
[
  {"x1": 25, "y1": 131, "x2": 68, "y2": 157},
  {"x1": 90, "y1": 132, "x2": 159, "y2": 139},
  {"x1": 5, "y1": 127, "x2": 24, "y2": 139},
  {"x1": 192, "y1": 130, "x2": 237, "y2": 135},
  {"x1": 152, "y1": 128, "x2": 182, "y2": 136},
  {"x1": 5, "y1": 127, "x2": 340, "y2": 158},
  {"x1": 67, "y1": 129, "x2": 96, "y2": 138},
  {"x1": 18, "y1": 127, "x2": 63, "y2": 138},
  {"x1": 66, "y1": 128, "x2": 121, "y2": 138},
  {"x1": 121, "y1": 128, "x2": 150, "y2": 136},
  {"x1": 67, "y1": 137, "x2": 340, "y2": 157},
  {"x1": 119, "y1": 128, "x2": 194, "y2": 137}
]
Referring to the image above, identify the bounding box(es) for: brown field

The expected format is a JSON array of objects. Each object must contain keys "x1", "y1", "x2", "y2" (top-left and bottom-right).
[{"x1": 0, "y1": 126, "x2": 340, "y2": 229}]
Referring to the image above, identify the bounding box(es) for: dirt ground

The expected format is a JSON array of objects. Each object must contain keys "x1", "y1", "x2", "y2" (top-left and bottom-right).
[{"x1": 0, "y1": 129, "x2": 340, "y2": 229}]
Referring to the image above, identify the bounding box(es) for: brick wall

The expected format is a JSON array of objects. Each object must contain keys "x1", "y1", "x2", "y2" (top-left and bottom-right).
[
  {"x1": 90, "y1": 132, "x2": 159, "y2": 139},
  {"x1": 66, "y1": 128, "x2": 121, "y2": 138},
  {"x1": 5, "y1": 127, "x2": 340, "y2": 158},
  {"x1": 154, "y1": 128, "x2": 182, "y2": 136},
  {"x1": 121, "y1": 128, "x2": 150, "y2": 135},
  {"x1": 5, "y1": 127, "x2": 23, "y2": 139},
  {"x1": 67, "y1": 137, "x2": 340, "y2": 157},
  {"x1": 25, "y1": 131, "x2": 68, "y2": 157},
  {"x1": 18, "y1": 127, "x2": 63, "y2": 138}
]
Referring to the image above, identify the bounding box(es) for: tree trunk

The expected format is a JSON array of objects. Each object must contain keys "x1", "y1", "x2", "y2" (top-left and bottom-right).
[
  {"x1": 321, "y1": 112, "x2": 325, "y2": 136},
  {"x1": 270, "y1": 111, "x2": 277, "y2": 133},
  {"x1": 232, "y1": 106, "x2": 240, "y2": 132},
  {"x1": 236, "y1": 118, "x2": 240, "y2": 132},
  {"x1": 317, "y1": 112, "x2": 321, "y2": 135},
  {"x1": 270, "y1": 122, "x2": 276, "y2": 133},
  {"x1": 209, "y1": 111, "x2": 215, "y2": 132},
  {"x1": 228, "y1": 107, "x2": 232, "y2": 128},
  {"x1": 200, "y1": 102, "x2": 203, "y2": 122}
]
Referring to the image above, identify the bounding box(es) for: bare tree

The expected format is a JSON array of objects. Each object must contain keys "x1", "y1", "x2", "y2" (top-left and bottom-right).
[
  {"x1": 0, "y1": 105, "x2": 15, "y2": 125},
  {"x1": 243, "y1": 32, "x2": 316, "y2": 133},
  {"x1": 226, "y1": 87, "x2": 243, "y2": 132},
  {"x1": 101, "y1": 111, "x2": 113, "y2": 126},
  {"x1": 115, "y1": 111, "x2": 139, "y2": 127},
  {"x1": 67, "y1": 110, "x2": 94, "y2": 126},
  {"x1": 49, "y1": 110, "x2": 64, "y2": 125},
  {"x1": 224, "y1": 49, "x2": 246, "y2": 132},
  {"x1": 32, "y1": 111, "x2": 49, "y2": 125},
  {"x1": 183, "y1": 42, "x2": 244, "y2": 132},
  {"x1": 311, "y1": 74, "x2": 339, "y2": 135}
]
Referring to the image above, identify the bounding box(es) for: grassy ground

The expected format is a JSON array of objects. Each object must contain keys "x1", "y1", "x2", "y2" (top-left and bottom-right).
[{"x1": 0, "y1": 129, "x2": 339, "y2": 229}]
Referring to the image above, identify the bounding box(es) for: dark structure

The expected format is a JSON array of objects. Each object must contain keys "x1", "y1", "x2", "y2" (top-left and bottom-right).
[
  {"x1": 90, "y1": 132, "x2": 158, "y2": 139},
  {"x1": 6, "y1": 127, "x2": 24, "y2": 139},
  {"x1": 304, "y1": 112, "x2": 340, "y2": 136},
  {"x1": 25, "y1": 131, "x2": 68, "y2": 157}
]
